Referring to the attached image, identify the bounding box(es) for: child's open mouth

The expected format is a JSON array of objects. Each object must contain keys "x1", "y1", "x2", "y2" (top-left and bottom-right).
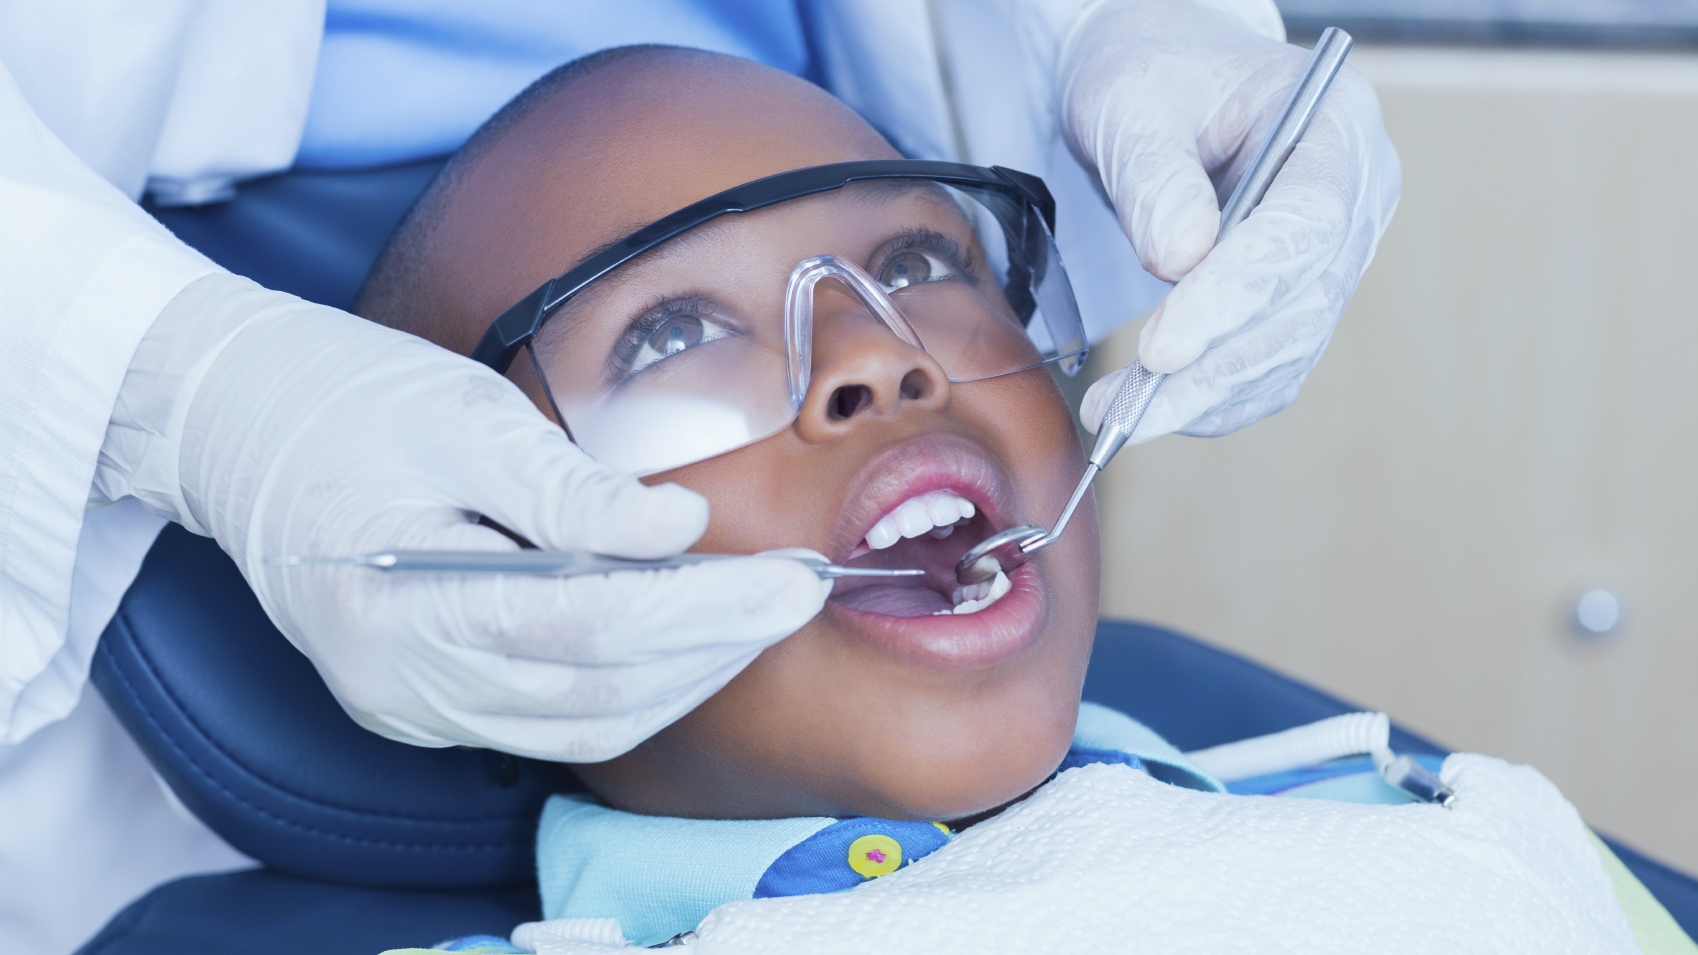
[
  {"x1": 832, "y1": 489, "x2": 1014, "y2": 617},
  {"x1": 818, "y1": 434, "x2": 1051, "y2": 668}
]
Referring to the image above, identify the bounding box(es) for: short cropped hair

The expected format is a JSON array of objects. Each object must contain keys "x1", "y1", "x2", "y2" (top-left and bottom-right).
[{"x1": 354, "y1": 43, "x2": 685, "y2": 349}]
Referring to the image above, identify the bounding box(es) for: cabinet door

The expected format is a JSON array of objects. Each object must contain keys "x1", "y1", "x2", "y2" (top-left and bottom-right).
[{"x1": 1094, "y1": 45, "x2": 1698, "y2": 873}]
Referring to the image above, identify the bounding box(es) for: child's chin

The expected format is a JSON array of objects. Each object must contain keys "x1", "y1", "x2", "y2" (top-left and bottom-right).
[
  {"x1": 849, "y1": 744, "x2": 1070, "y2": 824},
  {"x1": 869, "y1": 778, "x2": 1044, "y2": 826}
]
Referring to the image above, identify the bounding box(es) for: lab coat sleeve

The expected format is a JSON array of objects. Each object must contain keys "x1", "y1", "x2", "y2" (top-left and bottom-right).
[
  {"x1": 0, "y1": 1, "x2": 323, "y2": 745},
  {"x1": 803, "y1": 0, "x2": 1281, "y2": 344}
]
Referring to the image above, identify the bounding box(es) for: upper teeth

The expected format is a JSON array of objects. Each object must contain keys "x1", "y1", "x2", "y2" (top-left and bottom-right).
[{"x1": 864, "y1": 490, "x2": 976, "y2": 550}]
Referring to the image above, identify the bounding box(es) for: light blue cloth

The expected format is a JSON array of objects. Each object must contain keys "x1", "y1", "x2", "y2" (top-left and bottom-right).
[
  {"x1": 299, "y1": 0, "x2": 816, "y2": 169},
  {"x1": 1228, "y1": 753, "x2": 1448, "y2": 806},
  {"x1": 535, "y1": 703, "x2": 1218, "y2": 945},
  {"x1": 536, "y1": 795, "x2": 835, "y2": 947},
  {"x1": 1279, "y1": 772, "x2": 1416, "y2": 806},
  {"x1": 1074, "y1": 701, "x2": 1224, "y2": 793}
]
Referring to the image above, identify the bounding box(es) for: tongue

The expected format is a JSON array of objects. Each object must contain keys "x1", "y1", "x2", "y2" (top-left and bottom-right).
[{"x1": 831, "y1": 583, "x2": 953, "y2": 617}]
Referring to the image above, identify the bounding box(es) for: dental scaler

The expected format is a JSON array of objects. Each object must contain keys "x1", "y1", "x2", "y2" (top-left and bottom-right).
[
  {"x1": 955, "y1": 27, "x2": 1356, "y2": 587},
  {"x1": 269, "y1": 551, "x2": 924, "y2": 580}
]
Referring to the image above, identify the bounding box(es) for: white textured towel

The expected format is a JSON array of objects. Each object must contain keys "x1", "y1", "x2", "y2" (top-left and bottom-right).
[{"x1": 529, "y1": 754, "x2": 1637, "y2": 954}]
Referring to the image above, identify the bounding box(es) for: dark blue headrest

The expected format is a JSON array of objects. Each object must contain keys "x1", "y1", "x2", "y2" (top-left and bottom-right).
[
  {"x1": 145, "y1": 157, "x2": 447, "y2": 311},
  {"x1": 93, "y1": 525, "x2": 583, "y2": 888}
]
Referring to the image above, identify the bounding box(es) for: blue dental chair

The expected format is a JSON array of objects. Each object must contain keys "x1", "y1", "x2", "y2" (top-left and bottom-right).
[{"x1": 79, "y1": 161, "x2": 1698, "y2": 954}]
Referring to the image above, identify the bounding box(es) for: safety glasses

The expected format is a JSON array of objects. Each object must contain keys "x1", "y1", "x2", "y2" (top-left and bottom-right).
[{"x1": 472, "y1": 160, "x2": 1087, "y2": 475}]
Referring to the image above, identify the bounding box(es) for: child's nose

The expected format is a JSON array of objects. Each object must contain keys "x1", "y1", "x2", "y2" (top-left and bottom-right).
[{"x1": 794, "y1": 284, "x2": 950, "y2": 442}]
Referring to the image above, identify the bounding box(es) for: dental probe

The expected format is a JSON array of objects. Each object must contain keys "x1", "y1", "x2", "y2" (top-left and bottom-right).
[
  {"x1": 268, "y1": 551, "x2": 924, "y2": 580},
  {"x1": 957, "y1": 26, "x2": 1355, "y2": 587}
]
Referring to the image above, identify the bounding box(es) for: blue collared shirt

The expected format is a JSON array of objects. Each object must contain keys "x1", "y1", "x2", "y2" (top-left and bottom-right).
[{"x1": 300, "y1": 1, "x2": 817, "y2": 169}]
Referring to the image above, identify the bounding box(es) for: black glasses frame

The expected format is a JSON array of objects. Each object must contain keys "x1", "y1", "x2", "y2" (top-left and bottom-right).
[{"x1": 469, "y1": 159, "x2": 1059, "y2": 375}]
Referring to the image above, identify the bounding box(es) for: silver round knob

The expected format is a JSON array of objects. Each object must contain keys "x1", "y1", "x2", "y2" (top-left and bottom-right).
[{"x1": 1572, "y1": 589, "x2": 1622, "y2": 636}]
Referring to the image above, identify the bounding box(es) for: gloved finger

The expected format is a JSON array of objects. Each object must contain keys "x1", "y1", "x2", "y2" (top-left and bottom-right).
[
  {"x1": 413, "y1": 378, "x2": 711, "y2": 560},
  {"x1": 376, "y1": 521, "x2": 829, "y2": 664},
  {"x1": 1137, "y1": 78, "x2": 1373, "y2": 375},
  {"x1": 266, "y1": 510, "x2": 824, "y2": 660},
  {"x1": 468, "y1": 555, "x2": 825, "y2": 663},
  {"x1": 418, "y1": 638, "x2": 769, "y2": 722},
  {"x1": 1142, "y1": 349, "x2": 1318, "y2": 442},
  {"x1": 1078, "y1": 303, "x2": 1323, "y2": 440},
  {"x1": 1176, "y1": 375, "x2": 1306, "y2": 439},
  {"x1": 1137, "y1": 177, "x2": 1351, "y2": 375},
  {"x1": 1097, "y1": 124, "x2": 1221, "y2": 284},
  {"x1": 1079, "y1": 366, "x2": 1129, "y2": 436},
  {"x1": 312, "y1": 575, "x2": 772, "y2": 726},
  {"x1": 359, "y1": 647, "x2": 768, "y2": 762},
  {"x1": 287, "y1": 543, "x2": 821, "y2": 753},
  {"x1": 1124, "y1": 273, "x2": 1342, "y2": 443}
]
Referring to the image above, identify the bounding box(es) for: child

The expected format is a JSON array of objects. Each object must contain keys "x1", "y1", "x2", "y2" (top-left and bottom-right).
[
  {"x1": 359, "y1": 42, "x2": 1116, "y2": 829},
  {"x1": 359, "y1": 46, "x2": 1685, "y2": 953}
]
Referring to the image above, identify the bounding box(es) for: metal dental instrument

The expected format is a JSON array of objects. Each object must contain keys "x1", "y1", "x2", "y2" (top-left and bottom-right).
[
  {"x1": 956, "y1": 27, "x2": 1355, "y2": 587},
  {"x1": 268, "y1": 551, "x2": 924, "y2": 580}
]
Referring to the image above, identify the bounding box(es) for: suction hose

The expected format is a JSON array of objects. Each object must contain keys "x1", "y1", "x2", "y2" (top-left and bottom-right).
[{"x1": 1184, "y1": 711, "x2": 1393, "y2": 783}]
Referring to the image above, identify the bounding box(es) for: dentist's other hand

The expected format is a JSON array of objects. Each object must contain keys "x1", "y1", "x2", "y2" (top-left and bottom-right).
[
  {"x1": 106, "y1": 273, "x2": 828, "y2": 762},
  {"x1": 1063, "y1": 0, "x2": 1400, "y2": 440}
]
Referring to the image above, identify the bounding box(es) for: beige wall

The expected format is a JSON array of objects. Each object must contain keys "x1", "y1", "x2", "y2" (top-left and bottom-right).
[{"x1": 1093, "y1": 46, "x2": 1698, "y2": 872}]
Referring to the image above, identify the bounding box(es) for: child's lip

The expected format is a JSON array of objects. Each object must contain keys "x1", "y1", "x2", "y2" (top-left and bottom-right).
[
  {"x1": 825, "y1": 560, "x2": 1047, "y2": 669},
  {"x1": 825, "y1": 433, "x2": 1016, "y2": 566}
]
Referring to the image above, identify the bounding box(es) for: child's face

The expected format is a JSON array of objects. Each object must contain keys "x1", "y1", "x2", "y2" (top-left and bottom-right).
[{"x1": 441, "y1": 54, "x2": 1099, "y2": 822}]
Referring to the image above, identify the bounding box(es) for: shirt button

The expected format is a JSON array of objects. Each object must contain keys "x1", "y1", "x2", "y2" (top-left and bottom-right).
[{"x1": 847, "y1": 834, "x2": 903, "y2": 879}]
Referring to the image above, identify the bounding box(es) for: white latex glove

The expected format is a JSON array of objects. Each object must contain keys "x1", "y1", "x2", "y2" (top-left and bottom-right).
[
  {"x1": 99, "y1": 272, "x2": 829, "y2": 762},
  {"x1": 1064, "y1": 0, "x2": 1401, "y2": 441}
]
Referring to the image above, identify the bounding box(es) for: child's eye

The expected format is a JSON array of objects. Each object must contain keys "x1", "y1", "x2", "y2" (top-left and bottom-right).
[
  {"x1": 878, "y1": 251, "x2": 954, "y2": 292},
  {"x1": 619, "y1": 303, "x2": 736, "y2": 378},
  {"x1": 647, "y1": 314, "x2": 707, "y2": 357}
]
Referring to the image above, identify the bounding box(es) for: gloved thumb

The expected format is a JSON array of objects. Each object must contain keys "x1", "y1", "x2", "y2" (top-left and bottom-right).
[{"x1": 452, "y1": 421, "x2": 711, "y2": 560}]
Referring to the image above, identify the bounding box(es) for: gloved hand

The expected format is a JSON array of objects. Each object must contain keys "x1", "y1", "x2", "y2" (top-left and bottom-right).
[
  {"x1": 1060, "y1": 0, "x2": 1401, "y2": 441},
  {"x1": 102, "y1": 272, "x2": 828, "y2": 762}
]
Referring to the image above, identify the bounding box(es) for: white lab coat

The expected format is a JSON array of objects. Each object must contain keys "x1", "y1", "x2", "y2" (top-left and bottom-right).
[{"x1": 0, "y1": 1, "x2": 1274, "y2": 950}]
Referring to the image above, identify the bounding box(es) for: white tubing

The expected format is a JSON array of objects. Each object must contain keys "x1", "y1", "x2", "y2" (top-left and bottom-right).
[{"x1": 1184, "y1": 712, "x2": 1392, "y2": 783}]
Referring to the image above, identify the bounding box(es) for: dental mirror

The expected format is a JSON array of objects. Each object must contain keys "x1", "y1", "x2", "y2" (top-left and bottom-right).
[{"x1": 955, "y1": 26, "x2": 1355, "y2": 587}]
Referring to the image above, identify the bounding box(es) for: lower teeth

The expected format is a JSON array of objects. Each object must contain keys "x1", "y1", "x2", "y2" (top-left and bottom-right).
[{"x1": 934, "y1": 570, "x2": 1011, "y2": 616}]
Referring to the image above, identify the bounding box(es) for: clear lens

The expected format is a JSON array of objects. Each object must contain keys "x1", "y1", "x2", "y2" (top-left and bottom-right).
[{"x1": 530, "y1": 178, "x2": 1086, "y2": 475}]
